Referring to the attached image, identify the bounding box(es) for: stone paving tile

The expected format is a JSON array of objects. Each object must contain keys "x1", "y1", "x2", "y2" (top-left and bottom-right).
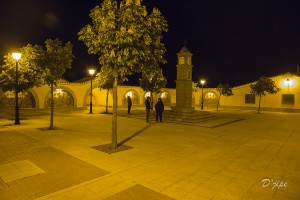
[
  {"x1": 0, "y1": 177, "x2": 9, "y2": 190},
  {"x1": 1, "y1": 110, "x2": 300, "y2": 199},
  {"x1": 162, "y1": 181, "x2": 200, "y2": 200},
  {"x1": 210, "y1": 177, "x2": 252, "y2": 200},
  {"x1": 273, "y1": 189, "x2": 300, "y2": 200},
  {"x1": 0, "y1": 130, "x2": 109, "y2": 200},
  {"x1": 103, "y1": 184, "x2": 175, "y2": 200},
  {"x1": 144, "y1": 174, "x2": 182, "y2": 192},
  {"x1": 0, "y1": 160, "x2": 45, "y2": 182},
  {"x1": 185, "y1": 185, "x2": 217, "y2": 199}
]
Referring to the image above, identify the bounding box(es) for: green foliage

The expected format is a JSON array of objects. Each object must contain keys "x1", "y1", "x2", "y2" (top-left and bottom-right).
[
  {"x1": 217, "y1": 83, "x2": 233, "y2": 97},
  {"x1": 250, "y1": 76, "x2": 280, "y2": 114},
  {"x1": 96, "y1": 68, "x2": 125, "y2": 91},
  {"x1": 0, "y1": 39, "x2": 73, "y2": 92},
  {"x1": 139, "y1": 67, "x2": 166, "y2": 94},
  {"x1": 96, "y1": 70, "x2": 114, "y2": 91},
  {"x1": 250, "y1": 76, "x2": 280, "y2": 96},
  {"x1": 0, "y1": 44, "x2": 44, "y2": 92},
  {"x1": 38, "y1": 39, "x2": 74, "y2": 86},
  {"x1": 216, "y1": 83, "x2": 233, "y2": 111},
  {"x1": 193, "y1": 82, "x2": 200, "y2": 92},
  {"x1": 78, "y1": 0, "x2": 168, "y2": 78},
  {"x1": 78, "y1": 0, "x2": 167, "y2": 149}
]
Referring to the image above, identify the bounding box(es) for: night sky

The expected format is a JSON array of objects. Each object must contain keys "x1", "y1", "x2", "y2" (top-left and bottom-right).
[{"x1": 1, "y1": 0, "x2": 300, "y2": 88}]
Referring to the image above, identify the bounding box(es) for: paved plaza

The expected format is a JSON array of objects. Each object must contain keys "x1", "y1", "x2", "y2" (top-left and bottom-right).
[{"x1": 0, "y1": 107, "x2": 299, "y2": 200}]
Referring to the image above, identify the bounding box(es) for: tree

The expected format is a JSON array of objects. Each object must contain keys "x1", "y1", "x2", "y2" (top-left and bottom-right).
[
  {"x1": 250, "y1": 76, "x2": 280, "y2": 114},
  {"x1": 0, "y1": 45, "x2": 44, "y2": 122},
  {"x1": 216, "y1": 83, "x2": 233, "y2": 111},
  {"x1": 96, "y1": 70, "x2": 113, "y2": 114},
  {"x1": 139, "y1": 67, "x2": 166, "y2": 107},
  {"x1": 0, "y1": 44, "x2": 44, "y2": 93},
  {"x1": 78, "y1": 0, "x2": 167, "y2": 149},
  {"x1": 192, "y1": 82, "x2": 200, "y2": 93},
  {"x1": 36, "y1": 39, "x2": 74, "y2": 129},
  {"x1": 96, "y1": 69, "x2": 125, "y2": 114}
]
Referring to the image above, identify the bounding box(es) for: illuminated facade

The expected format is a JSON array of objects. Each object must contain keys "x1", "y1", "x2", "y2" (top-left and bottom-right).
[
  {"x1": 1, "y1": 72, "x2": 299, "y2": 112},
  {"x1": 220, "y1": 72, "x2": 300, "y2": 111}
]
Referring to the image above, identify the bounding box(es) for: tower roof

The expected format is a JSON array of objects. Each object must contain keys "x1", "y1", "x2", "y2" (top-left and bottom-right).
[
  {"x1": 178, "y1": 45, "x2": 193, "y2": 56},
  {"x1": 179, "y1": 46, "x2": 191, "y2": 53}
]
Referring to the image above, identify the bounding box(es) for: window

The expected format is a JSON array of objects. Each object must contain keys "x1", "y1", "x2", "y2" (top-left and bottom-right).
[
  {"x1": 179, "y1": 57, "x2": 185, "y2": 64},
  {"x1": 282, "y1": 94, "x2": 294, "y2": 105},
  {"x1": 187, "y1": 57, "x2": 191, "y2": 65},
  {"x1": 245, "y1": 94, "x2": 255, "y2": 104}
]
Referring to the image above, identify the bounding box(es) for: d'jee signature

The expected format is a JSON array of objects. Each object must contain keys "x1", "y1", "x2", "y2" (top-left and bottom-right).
[{"x1": 262, "y1": 178, "x2": 288, "y2": 190}]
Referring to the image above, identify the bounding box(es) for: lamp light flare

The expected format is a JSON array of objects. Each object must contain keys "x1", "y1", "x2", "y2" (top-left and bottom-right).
[
  {"x1": 12, "y1": 52, "x2": 21, "y2": 61},
  {"x1": 89, "y1": 69, "x2": 95, "y2": 75},
  {"x1": 200, "y1": 79, "x2": 205, "y2": 110},
  {"x1": 88, "y1": 68, "x2": 95, "y2": 114}
]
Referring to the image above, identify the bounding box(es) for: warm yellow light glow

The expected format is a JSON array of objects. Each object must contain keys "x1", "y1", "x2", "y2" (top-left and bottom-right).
[
  {"x1": 126, "y1": 91, "x2": 132, "y2": 97},
  {"x1": 280, "y1": 78, "x2": 297, "y2": 88},
  {"x1": 88, "y1": 69, "x2": 95, "y2": 75},
  {"x1": 145, "y1": 92, "x2": 151, "y2": 97},
  {"x1": 206, "y1": 92, "x2": 216, "y2": 98},
  {"x1": 56, "y1": 89, "x2": 62, "y2": 94},
  {"x1": 161, "y1": 92, "x2": 166, "y2": 98},
  {"x1": 200, "y1": 80, "x2": 205, "y2": 85},
  {"x1": 12, "y1": 52, "x2": 21, "y2": 61}
]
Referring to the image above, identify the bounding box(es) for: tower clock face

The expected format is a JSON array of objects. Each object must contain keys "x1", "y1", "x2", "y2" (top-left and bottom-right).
[{"x1": 179, "y1": 57, "x2": 185, "y2": 64}]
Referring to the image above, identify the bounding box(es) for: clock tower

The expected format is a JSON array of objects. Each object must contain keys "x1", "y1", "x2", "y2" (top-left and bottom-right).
[{"x1": 173, "y1": 46, "x2": 195, "y2": 112}]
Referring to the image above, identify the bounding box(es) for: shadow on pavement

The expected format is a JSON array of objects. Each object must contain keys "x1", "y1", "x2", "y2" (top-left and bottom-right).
[
  {"x1": 91, "y1": 123, "x2": 153, "y2": 154},
  {"x1": 118, "y1": 123, "x2": 153, "y2": 147}
]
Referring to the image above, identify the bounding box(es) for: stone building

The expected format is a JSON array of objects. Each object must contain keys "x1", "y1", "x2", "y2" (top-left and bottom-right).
[
  {"x1": 1, "y1": 72, "x2": 299, "y2": 112},
  {"x1": 1, "y1": 45, "x2": 300, "y2": 113},
  {"x1": 220, "y1": 72, "x2": 300, "y2": 112}
]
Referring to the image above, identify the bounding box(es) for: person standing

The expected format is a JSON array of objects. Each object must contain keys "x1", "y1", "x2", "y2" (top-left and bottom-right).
[
  {"x1": 127, "y1": 96, "x2": 132, "y2": 114},
  {"x1": 155, "y1": 98, "x2": 164, "y2": 122},
  {"x1": 145, "y1": 96, "x2": 151, "y2": 122}
]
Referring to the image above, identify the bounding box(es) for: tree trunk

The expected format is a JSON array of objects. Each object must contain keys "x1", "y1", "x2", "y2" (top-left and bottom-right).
[
  {"x1": 150, "y1": 92, "x2": 154, "y2": 109},
  {"x1": 217, "y1": 94, "x2": 221, "y2": 111},
  {"x1": 106, "y1": 89, "x2": 109, "y2": 113},
  {"x1": 111, "y1": 76, "x2": 118, "y2": 150},
  {"x1": 258, "y1": 94, "x2": 261, "y2": 114},
  {"x1": 49, "y1": 82, "x2": 54, "y2": 129}
]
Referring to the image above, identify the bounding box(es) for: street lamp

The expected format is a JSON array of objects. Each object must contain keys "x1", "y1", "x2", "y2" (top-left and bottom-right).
[
  {"x1": 12, "y1": 52, "x2": 22, "y2": 125},
  {"x1": 88, "y1": 69, "x2": 95, "y2": 114},
  {"x1": 200, "y1": 79, "x2": 205, "y2": 110},
  {"x1": 286, "y1": 78, "x2": 290, "y2": 93}
]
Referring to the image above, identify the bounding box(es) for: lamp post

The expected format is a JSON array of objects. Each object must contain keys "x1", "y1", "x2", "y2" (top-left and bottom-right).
[
  {"x1": 12, "y1": 52, "x2": 22, "y2": 125},
  {"x1": 88, "y1": 69, "x2": 95, "y2": 114},
  {"x1": 200, "y1": 79, "x2": 205, "y2": 110},
  {"x1": 286, "y1": 78, "x2": 290, "y2": 93}
]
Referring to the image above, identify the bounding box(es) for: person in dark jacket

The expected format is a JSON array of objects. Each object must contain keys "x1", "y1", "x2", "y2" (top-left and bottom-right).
[
  {"x1": 145, "y1": 96, "x2": 151, "y2": 122},
  {"x1": 127, "y1": 96, "x2": 132, "y2": 114},
  {"x1": 155, "y1": 98, "x2": 164, "y2": 122}
]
